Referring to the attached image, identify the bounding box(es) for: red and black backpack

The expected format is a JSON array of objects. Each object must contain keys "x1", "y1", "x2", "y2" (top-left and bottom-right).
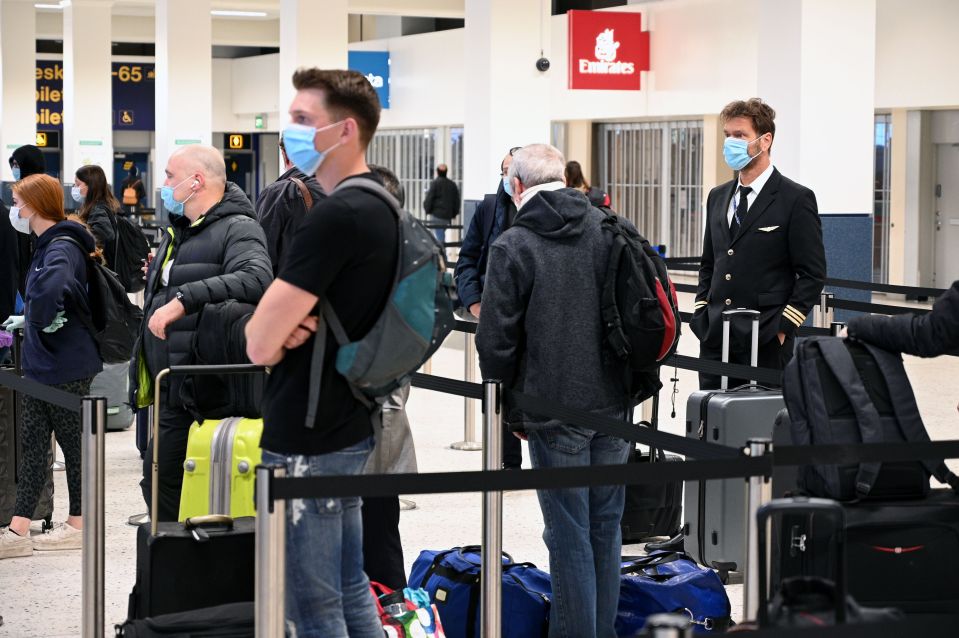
[{"x1": 599, "y1": 212, "x2": 681, "y2": 404}]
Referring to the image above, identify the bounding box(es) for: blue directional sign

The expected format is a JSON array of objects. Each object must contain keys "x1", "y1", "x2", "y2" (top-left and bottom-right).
[{"x1": 348, "y1": 51, "x2": 391, "y2": 110}]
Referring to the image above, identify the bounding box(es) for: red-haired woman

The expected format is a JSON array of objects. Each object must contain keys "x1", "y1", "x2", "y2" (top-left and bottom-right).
[{"x1": 0, "y1": 173, "x2": 102, "y2": 560}]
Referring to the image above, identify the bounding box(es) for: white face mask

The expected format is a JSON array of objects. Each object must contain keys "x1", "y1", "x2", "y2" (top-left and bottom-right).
[{"x1": 9, "y1": 206, "x2": 31, "y2": 234}]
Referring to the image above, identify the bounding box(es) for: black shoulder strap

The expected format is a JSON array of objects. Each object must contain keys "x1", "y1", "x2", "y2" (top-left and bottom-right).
[
  {"x1": 857, "y1": 341, "x2": 959, "y2": 490},
  {"x1": 816, "y1": 339, "x2": 884, "y2": 497},
  {"x1": 332, "y1": 176, "x2": 401, "y2": 215},
  {"x1": 49, "y1": 236, "x2": 98, "y2": 337}
]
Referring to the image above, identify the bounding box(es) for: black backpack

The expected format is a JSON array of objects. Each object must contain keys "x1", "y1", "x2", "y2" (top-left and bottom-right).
[
  {"x1": 600, "y1": 213, "x2": 681, "y2": 403},
  {"x1": 783, "y1": 336, "x2": 959, "y2": 500},
  {"x1": 53, "y1": 236, "x2": 143, "y2": 364},
  {"x1": 110, "y1": 213, "x2": 150, "y2": 293}
]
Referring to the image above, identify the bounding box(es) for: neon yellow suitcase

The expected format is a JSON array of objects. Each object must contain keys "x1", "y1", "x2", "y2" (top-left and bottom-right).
[{"x1": 178, "y1": 417, "x2": 263, "y2": 522}]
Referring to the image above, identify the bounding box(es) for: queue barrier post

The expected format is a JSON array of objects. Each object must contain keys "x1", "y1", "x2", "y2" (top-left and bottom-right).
[
  {"x1": 817, "y1": 291, "x2": 835, "y2": 329},
  {"x1": 743, "y1": 437, "x2": 774, "y2": 622},
  {"x1": 830, "y1": 321, "x2": 847, "y2": 337},
  {"x1": 81, "y1": 396, "x2": 107, "y2": 638},
  {"x1": 481, "y1": 379, "x2": 504, "y2": 638},
  {"x1": 451, "y1": 329, "x2": 483, "y2": 451},
  {"x1": 255, "y1": 464, "x2": 286, "y2": 638}
]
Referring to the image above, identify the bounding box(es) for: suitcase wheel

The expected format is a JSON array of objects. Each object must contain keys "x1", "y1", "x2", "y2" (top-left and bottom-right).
[{"x1": 711, "y1": 561, "x2": 736, "y2": 585}]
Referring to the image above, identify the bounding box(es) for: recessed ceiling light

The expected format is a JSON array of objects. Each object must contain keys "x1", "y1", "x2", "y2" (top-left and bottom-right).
[
  {"x1": 211, "y1": 10, "x2": 268, "y2": 17},
  {"x1": 35, "y1": 2, "x2": 64, "y2": 8}
]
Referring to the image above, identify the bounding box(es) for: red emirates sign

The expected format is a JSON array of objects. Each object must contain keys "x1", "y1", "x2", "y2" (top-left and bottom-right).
[{"x1": 568, "y1": 10, "x2": 650, "y2": 91}]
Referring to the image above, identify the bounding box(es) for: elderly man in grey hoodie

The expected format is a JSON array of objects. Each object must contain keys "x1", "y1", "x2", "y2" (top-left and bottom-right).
[{"x1": 476, "y1": 143, "x2": 630, "y2": 638}]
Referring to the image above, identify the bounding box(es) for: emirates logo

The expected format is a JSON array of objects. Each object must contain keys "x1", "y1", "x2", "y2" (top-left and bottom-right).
[{"x1": 579, "y1": 28, "x2": 636, "y2": 75}]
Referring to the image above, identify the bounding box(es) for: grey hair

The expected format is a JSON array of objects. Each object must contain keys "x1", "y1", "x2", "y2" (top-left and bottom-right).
[{"x1": 507, "y1": 144, "x2": 566, "y2": 189}]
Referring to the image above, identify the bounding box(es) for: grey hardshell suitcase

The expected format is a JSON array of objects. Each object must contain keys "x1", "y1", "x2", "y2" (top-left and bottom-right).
[
  {"x1": 90, "y1": 361, "x2": 134, "y2": 431},
  {"x1": 682, "y1": 309, "x2": 784, "y2": 580}
]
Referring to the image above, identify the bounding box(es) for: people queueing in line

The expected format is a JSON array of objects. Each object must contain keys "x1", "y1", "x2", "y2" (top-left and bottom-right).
[
  {"x1": 72, "y1": 165, "x2": 121, "y2": 272},
  {"x1": 120, "y1": 166, "x2": 147, "y2": 215},
  {"x1": 476, "y1": 143, "x2": 634, "y2": 638},
  {"x1": 361, "y1": 163, "x2": 418, "y2": 591},
  {"x1": 131, "y1": 144, "x2": 272, "y2": 522},
  {"x1": 564, "y1": 159, "x2": 612, "y2": 211},
  {"x1": 245, "y1": 68, "x2": 391, "y2": 638},
  {"x1": 692, "y1": 98, "x2": 826, "y2": 389},
  {"x1": 423, "y1": 162, "x2": 461, "y2": 244},
  {"x1": 0, "y1": 174, "x2": 103, "y2": 559},
  {"x1": 254, "y1": 133, "x2": 326, "y2": 275},
  {"x1": 843, "y1": 279, "x2": 959, "y2": 356},
  {"x1": 454, "y1": 145, "x2": 525, "y2": 469}
]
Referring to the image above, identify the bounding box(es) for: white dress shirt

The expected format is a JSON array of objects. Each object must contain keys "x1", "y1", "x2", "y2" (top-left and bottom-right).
[{"x1": 727, "y1": 163, "x2": 775, "y2": 227}]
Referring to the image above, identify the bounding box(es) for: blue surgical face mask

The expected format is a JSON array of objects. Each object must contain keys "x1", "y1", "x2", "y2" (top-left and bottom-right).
[
  {"x1": 71, "y1": 185, "x2": 84, "y2": 203},
  {"x1": 502, "y1": 175, "x2": 513, "y2": 197},
  {"x1": 160, "y1": 176, "x2": 197, "y2": 217},
  {"x1": 723, "y1": 136, "x2": 763, "y2": 171},
  {"x1": 282, "y1": 121, "x2": 343, "y2": 176},
  {"x1": 9, "y1": 206, "x2": 31, "y2": 234},
  {"x1": 12, "y1": 166, "x2": 21, "y2": 181}
]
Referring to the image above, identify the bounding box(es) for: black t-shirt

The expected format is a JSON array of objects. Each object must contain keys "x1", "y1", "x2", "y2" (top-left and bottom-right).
[{"x1": 260, "y1": 173, "x2": 397, "y2": 455}]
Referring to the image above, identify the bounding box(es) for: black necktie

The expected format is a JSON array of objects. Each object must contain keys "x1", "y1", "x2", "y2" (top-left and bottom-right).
[{"x1": 730, "y1": 185, "x2": 752, "y2": 238}]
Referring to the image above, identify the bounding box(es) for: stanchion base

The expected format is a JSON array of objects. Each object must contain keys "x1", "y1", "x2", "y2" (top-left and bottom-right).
[
  {"x1": 51, "y1": 461, "x2": 66, "y2": 472},
  {"x1": 450, "y1": 441, "x2": 483, "y2": 451},
  {"x1": 127, "y1": 512, "x2": 150, "y2": 527},
  {"x1": 399, "y1": 498, "x2": 417, "y2": 511}
]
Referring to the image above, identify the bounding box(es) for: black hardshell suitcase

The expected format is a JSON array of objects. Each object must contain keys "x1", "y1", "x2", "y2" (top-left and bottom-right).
[
  {"x1": 127, "y1": 365, "x2": 261, "y2": 620},
  {"x1": 775, "y1": 489, "x2": 959, "y2": 616},
  {"x1": 0, "y1": 331, "x2": 54, "y2": 528},
  {"x1": 682, "y1": 310, "x2": 784, "y2": 578},
  {"x1": 621, "y1": 393, "x2": 682, "y2": 543}
]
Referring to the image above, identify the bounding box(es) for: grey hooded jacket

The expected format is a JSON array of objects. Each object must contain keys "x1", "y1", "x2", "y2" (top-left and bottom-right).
[{"x1": 476, "y1": 187, "x2": 627, "y2": 430}]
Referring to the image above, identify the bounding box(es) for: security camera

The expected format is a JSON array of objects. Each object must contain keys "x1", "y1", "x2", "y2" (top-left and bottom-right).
[{"x1": 536, "y1": 57, "x2": 551, "y2": 72}]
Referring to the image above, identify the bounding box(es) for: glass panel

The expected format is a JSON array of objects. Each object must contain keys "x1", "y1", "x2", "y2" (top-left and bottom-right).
[
  {"x1": 873, "y1": 115, "x2": 892, "y2": 283},
  {"x1": 366, "y1": 127, "x2": 439, "y2": 219}
]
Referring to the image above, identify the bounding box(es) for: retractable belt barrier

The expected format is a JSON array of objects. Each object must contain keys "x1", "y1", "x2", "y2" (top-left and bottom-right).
[{"x1": 0, "y1": 370, "x2": 82, "y2": 412}]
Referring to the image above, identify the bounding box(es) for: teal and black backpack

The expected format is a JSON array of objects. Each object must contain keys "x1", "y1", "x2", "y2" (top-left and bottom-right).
[{"x1": 305, "y1": 177, "x2": 455, "y2": 428}]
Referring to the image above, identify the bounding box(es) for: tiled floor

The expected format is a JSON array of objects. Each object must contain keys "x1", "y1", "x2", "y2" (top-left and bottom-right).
[{"x1": 1, "y1": 290, "x2": 954, "y2": 636}]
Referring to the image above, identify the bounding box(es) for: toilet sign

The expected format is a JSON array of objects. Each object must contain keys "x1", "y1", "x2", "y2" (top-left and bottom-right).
[{"x1": 567, "y1": 10, "x2": 650, "y2": 91}]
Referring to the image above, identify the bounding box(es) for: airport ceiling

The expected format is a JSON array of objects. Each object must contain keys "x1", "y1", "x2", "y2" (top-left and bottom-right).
[{"x1": 33, "y1": 0, "x2": 466, "y2": 19}]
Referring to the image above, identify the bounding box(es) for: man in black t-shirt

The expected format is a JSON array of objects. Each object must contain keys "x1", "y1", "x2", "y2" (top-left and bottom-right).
[{"x1": 246, "y1": 69, "x2": 391, "y2": 638}]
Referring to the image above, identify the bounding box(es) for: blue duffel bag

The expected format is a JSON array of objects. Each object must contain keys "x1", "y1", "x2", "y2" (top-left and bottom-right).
[
  {"x1": 409, "y1": 546, "x2": 551, "y2": 638},
  {"x1": 616, "y1": 551, "x2": 732, "y2": 635}
]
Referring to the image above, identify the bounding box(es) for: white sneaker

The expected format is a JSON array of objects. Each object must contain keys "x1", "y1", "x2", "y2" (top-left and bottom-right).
[
  {"x1": 0, "y1": 527, "x2": 33, "y2": 559},
  {"x1": 32, "y1": 522, "x2": 82, "y2": 552}
]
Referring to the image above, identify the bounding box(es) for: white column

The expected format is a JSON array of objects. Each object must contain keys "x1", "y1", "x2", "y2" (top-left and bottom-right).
[
  {"x1": 463, "y1": 0, "x2": 552, "y2": 201},
  {"x1": 0, "y1": 0, "x2": 37, "y2": 180},
  {"x1": 758, "y1": 0, "x2": 876, "y2": 215},
  {"x1": 62, "y1": 0, "x2": 115, "y2": 179},
  {"x1": 278, "y1": 0, "x2": 348, "y2": 127},
  {"x1": 155, "y1": 0, "x2": 212, "y2": 175}
]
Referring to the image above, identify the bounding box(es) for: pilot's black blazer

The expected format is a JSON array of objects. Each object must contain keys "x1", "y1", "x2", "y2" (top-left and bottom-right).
[{"x1": 690, "y1": 167, "x2": 826, "y2": 350}]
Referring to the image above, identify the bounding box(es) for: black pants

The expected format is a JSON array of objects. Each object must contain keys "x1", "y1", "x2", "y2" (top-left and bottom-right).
[
  {"x1": 15, "y1": 377, "x2": 92, "y2": 519},
  {"x1": 503, "y1": 427, "x2": 523, "y2": 469},
  {"x1": 361, "y1": 496, "x2": 407, "y2": 590},
  {"x1": 140, "y1": 404, "x2": 194, "y2": 522},
  {"x1": 699, "y1": 336, "x2": 793, "y2": 391}
]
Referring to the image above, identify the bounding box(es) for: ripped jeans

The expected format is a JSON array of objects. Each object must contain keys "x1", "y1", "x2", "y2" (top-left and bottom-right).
[{"x1": 261, "y1": 437, "x2": 383, "y2": 638}]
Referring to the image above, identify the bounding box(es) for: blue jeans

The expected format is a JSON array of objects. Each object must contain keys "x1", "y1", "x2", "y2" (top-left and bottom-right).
[
  {"x1": 429, "y1": 216, "x2": 446, "y2": 245},
  {"x1": 527, "y1": 427, "x2": 631, "y2": 638},
  {"x1": 262, "y1": 437, "x2": 382, "y2": 638}
]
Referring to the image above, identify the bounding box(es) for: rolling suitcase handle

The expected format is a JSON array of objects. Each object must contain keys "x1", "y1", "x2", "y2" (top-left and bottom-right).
[
  {"x1": 720, "y1": 308, "x2": 760, "y2": 390},
  {"x1": 755, "y1": 497, "x2": 846, "y2": 627},
  {"x1": 151, "y1": 364, "x2": 267, "y2": 536}
]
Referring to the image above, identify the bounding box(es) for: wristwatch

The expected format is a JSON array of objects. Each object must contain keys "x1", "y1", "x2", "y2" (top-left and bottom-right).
[{"x1": 175, "y1": 291, "x2": 185, "y2": 304}]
